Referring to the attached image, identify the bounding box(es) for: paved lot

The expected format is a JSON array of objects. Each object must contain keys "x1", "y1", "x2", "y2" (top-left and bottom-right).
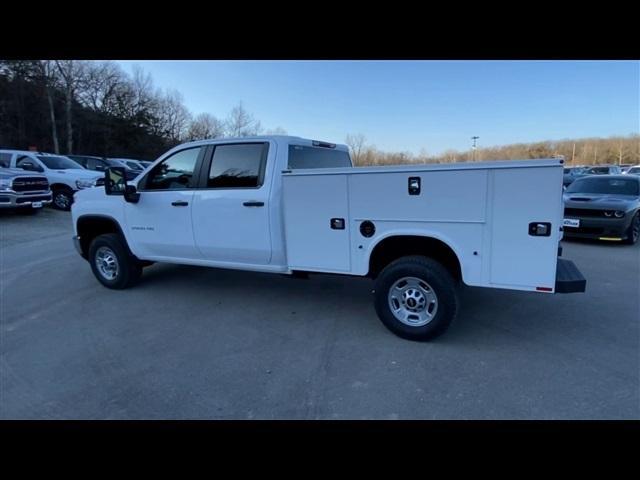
[{"x1": 1, "y1": 207, "x2": 638, "y2": 419}]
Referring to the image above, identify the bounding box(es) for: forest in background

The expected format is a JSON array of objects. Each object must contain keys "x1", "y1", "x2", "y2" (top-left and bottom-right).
[{"x1": 1, "y1": 60, "x2": 637, "y2": 165}]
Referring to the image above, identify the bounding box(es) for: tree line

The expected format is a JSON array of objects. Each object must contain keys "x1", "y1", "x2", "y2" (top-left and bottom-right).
[
  {"x1": 0, "y1": 60, "x2": 286, "y2": 160},
  {"x1": 346, "y1": 133, "x2": 640, "y2": 167}
]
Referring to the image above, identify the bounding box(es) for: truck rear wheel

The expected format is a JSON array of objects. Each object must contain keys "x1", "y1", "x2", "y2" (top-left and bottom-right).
[
  {"x1": 373, "y1": 256, "x2": 458, "y2": 341},
  {"x1": 88, "y1": 233, "x2": 142, "y2": 289}
]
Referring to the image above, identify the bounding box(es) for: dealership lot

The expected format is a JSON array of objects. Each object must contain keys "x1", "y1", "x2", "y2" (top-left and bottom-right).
[{"x1": 1, "y1": 208, "x2": 638, "y2": 419}]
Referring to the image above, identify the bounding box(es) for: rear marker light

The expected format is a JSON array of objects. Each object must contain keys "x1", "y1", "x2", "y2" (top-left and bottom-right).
[{"x1": 536, "y1": 287, "x2": 553, "y2": 292}]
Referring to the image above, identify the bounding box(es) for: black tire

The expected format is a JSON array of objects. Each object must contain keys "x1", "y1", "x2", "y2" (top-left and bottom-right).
[
  {"x1": 373, "y1": 255, "x2": 458, "y2": 341},
  {"x1": 623, "y1": 212, "x2": 640, "y2": 245},
  {"x1": 88, "y1": 233, "x2": 142, "y2": 289},
  {"x1": 52, "y1": 188, "x2": 74, "y2": 211}
]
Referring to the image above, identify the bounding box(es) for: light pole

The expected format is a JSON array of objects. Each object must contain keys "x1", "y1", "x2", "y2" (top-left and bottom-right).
[{"x1": 471, "y1": 136, "x2": 479, "y2": 161}]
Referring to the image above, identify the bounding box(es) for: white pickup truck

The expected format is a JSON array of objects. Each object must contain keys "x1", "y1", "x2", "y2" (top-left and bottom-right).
[
  {"x1": 71, "y1": 136, "x2": 586, "y2": 340},
  {"x1": 0, "y1": 149, "x2": 103, "y2": 210}
]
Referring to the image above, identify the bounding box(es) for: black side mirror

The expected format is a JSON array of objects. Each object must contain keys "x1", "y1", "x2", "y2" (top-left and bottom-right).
[
  {"x1": 20, "y1": 161, "x2": 42, "y2": 172},
  {"x1": 105, "y1": 167, "x2": 126, "y2": 195},
  {"x1": 104, "y1": 167, "x2": 140, "y2": 203}
]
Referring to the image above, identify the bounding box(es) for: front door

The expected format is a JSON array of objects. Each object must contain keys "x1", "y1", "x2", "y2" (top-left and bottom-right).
[{"x1": 125, "y1": 146, "x2": 205, "y2": 260}]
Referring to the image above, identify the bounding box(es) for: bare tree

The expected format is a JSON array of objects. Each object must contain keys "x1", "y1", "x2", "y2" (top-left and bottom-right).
[
  {"x1": 55, "y1": 60, "x2": 88, "y2": 154},
  {"x1": 157, "y1": 89, "x2": 191, "y2": 143},
  {"x1": 186, "y1": 113, "x2": 225, "y2": 141},
  {"x1": 345, "y1": 133, "x2": 367, "y2": 165},
  {"x1": 36, "y1": 61, "x2": 60, "y2": 153},
  {"x1": 225, "y1": 102, "x2": 261, "y2": 137}
]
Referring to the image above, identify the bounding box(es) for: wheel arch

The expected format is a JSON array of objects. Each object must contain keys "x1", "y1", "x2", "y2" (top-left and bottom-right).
[
  {"x1": 76, "y1": 214, "x2": 131, "y2": 259},
  {"x1": 367, "y1": 233, "x2": 463, "y2": 282}
]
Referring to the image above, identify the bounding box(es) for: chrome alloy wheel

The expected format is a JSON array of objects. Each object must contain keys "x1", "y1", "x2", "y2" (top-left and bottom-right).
[
  {"x1": 387, "y1": 276, "x2": 438, "y2": 327},
  {"x1": 95, "y1": 246, "x2": 119, "y2": 281}
]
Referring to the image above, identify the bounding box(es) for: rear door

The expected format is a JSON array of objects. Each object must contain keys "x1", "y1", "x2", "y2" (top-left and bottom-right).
[{"x1": 191, "y1": 142, "x2": 273, "y2": 265}]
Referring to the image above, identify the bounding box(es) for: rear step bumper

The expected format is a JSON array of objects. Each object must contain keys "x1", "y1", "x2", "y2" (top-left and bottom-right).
[{"x1": 555, "y1": 258, "x2": 586, "y2": 293}]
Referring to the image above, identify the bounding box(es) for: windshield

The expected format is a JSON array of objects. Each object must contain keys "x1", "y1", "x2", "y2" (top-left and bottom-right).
[
  {"x1": 566, "y1": 177, "x2": 639, "y2": 196},
  {"x1": 627, "y1": 167, "x2": 640, "y2": 175},
  {"x1": 288, "y1": 145, "x2": 352, "y2": 169},
  {"x1": 37, "y1": 155, "x2": 83, "y2": 170}
]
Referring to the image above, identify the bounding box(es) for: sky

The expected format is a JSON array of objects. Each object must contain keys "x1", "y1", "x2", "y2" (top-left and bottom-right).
[{"x1": 117, "y1": 60, "x2": 639, "y2": 156}]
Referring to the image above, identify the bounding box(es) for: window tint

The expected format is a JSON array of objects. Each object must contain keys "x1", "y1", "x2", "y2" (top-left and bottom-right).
[
  {"x1": 0, "y1": 153, "x2": 11, "y2": 167},
  {"x1": 145, "y1": 147, "x2": 202, "y2": 190},
  {"x1": 208, "y1": 143, "x2": 267, "y2": 188},
  {"x1": 16, "y1": 155, "x2": 43, "y2": 171},
  {"x1": 288, "y1": 145, "x2": 352, "y2": 169},
  {"x1": 566, "y1": 177, "x2": 639, "y2": 196},
  {"x1": 37, "y1": 155, "x2": 82, "y2": 170},
  {"x1": 87, "y1": 158, "x2": 108, "y2": 170}
]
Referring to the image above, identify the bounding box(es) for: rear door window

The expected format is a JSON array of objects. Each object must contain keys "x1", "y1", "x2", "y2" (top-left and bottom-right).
[{"x1": 207, "y1": 143, "x2": 268, "y2": 188}]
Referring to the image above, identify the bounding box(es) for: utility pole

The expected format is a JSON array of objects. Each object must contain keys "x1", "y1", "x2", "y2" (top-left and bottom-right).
[{"x1": 471, "y1": 136, "x2": 479, "y2": 161}]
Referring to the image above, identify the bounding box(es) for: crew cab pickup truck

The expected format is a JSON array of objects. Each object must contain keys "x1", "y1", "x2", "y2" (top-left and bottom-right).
[
  {"x1": 71, "y1": 136, "x2": 586, "y2": 341},
  {"x1": 0, "y1": 167, "x2": 52, "y2": 213},
  {"x1": 0, "y1": 149, "x2": 103, "y2": 210}
]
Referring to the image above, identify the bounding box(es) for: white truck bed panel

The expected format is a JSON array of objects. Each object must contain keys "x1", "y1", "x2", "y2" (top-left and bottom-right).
[
  {"x1": 282, "y1": 158, "x2": 564, "y2": 289},
  {"x1": 281, "y1": 174, "x2": 351, "y2": 272}
]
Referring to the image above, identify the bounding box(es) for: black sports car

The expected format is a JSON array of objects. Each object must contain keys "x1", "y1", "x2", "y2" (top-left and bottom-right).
[{"x1": 563, "y1": 175, "x2": 640, "y2": 244}]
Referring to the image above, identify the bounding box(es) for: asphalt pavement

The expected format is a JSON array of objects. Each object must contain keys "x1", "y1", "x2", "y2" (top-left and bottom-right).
[{"x1": 1, "y1": 207, "x2": 638, "y2": 419}]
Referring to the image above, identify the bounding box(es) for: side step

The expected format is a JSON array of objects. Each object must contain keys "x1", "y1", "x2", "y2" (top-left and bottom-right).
[{"x1": 555, "y1": 258, "x2": 586, "y2": 293}]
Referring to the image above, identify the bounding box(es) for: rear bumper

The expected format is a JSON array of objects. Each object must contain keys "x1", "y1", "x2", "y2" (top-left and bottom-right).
[{"x1": 555, "y1": 258, "x2": 586, "y2": 293}]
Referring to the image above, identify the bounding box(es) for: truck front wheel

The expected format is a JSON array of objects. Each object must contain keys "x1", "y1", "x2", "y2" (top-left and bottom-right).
[
  {"x1": 373, "y1": 256, "x2": 458, "y2": 341},
  {"x1": 88, "y1": 233, "x2": 142, "y2": 289}
]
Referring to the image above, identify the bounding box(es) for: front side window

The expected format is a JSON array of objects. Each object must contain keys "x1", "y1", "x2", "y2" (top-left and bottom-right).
[
  {"x1": 16, "y1": 155, "x2": 44, "y2": 172},
  {"x1": 37, "y1": 155, "x2": 82, "y2": 170},
  {"x1": 208, "y1": 143, "x2": 267, "y2": 188},
  {"x1": 144, "y1": 147, "x2": 202, "y2": 190}
]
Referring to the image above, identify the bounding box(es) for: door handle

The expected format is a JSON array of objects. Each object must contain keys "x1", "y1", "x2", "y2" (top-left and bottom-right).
[
  {"x1": 243, "y1": 201, "x2": 264, "y2": 207},
  {"x1": 171, "y1": 200, "x2": 189, "y2": 207}
]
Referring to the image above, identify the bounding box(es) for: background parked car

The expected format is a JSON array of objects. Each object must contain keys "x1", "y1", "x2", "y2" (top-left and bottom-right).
[
  {"x1": 563, "y1": 175, "x2": 640, "y2": 244},
  {"x1": 0, "y1": 150, "x2": 102, "y2": 211},
  {"x1": 563, "y1": 166, "x2": 588, "y2": 187},
  {"x1": 67, "y1": 155, "x2": 140, "y2": 181},
  {"x1": 583, "y1": 165, "x2": 623, "y2": 175},
  {"x1": 108, "y1": 158, "x2": 150, "y2": 174},
  {"x1": 622, "y1": 165, "x2": 640, "y2": 176},
  {"x1": 0, "y1": 165, "x2": 52, "y2": 214}
]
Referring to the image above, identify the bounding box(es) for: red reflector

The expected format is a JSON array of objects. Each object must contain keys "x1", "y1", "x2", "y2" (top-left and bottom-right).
[{"x1": 536, "y1": 287, "x2": 553, "y2": 292}]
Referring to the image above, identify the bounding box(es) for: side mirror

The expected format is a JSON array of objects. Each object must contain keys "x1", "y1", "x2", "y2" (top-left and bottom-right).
[
  {"x1": 104, "y1": 167, "x2": 126, "y2": 195},
  {"x1": 20, "y1": 161, "x2": 43, "y2": 172},
  {"x1": 104, "y1": 167, "x2": 140, "y2": 203}
]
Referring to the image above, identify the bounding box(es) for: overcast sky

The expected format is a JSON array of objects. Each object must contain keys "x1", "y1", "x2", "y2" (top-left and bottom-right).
[{"x1": 117, "y1": 60, "x2": 639, "y2": 155}]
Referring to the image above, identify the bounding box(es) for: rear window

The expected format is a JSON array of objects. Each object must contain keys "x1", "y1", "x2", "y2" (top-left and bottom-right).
[
  {"x1": 566, "y1": 177, "x2": 639, "y2": 196},
  {"x1": 288, "y1": 145, "x2": 352, "y2": 169}
]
